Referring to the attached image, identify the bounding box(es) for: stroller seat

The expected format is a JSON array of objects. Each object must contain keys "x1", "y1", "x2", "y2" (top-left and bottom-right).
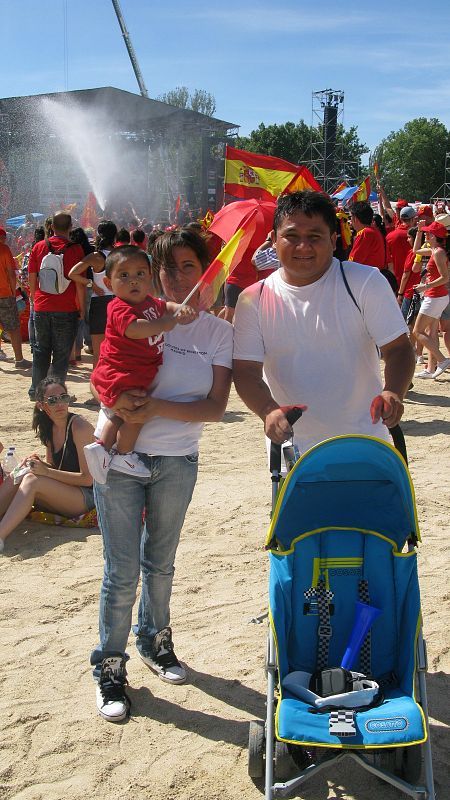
[{"x1": 270, "y1": 522, "x2": 426, "y2": 749}]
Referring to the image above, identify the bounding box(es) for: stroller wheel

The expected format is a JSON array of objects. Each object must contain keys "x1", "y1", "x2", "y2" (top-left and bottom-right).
[
  {"x1": 274, "y1": 740, "x2": 298, "y2": 780},
  {"x1": 248, "y1": 720, "x2": 265, "y2": 778},
  {"x1": 397, "y1": 744, "x2": 422, "y2": 784}
]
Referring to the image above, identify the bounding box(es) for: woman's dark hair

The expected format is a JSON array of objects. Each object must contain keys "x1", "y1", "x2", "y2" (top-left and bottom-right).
[
  {"x1": 146, "y1": 229, "x2": 164, "y2": 256},
  {"x1": 373, "y1": 213, "x2": 387, "y2": 239},
  {"x1": 32, "y1": 376, "x2": 67, "y2": 446},
  {"x1": 274, "y1": 191, "x2": 337, "y2": 235},
  {"x1": 95, "y1": 220, "x2": 117, "y2": 252},
  {"x1": 151, "y1": 229, "x2": 210, "y2": 294},
  {"x1": 104, "y1": 246, "x2": 150, "y2": 278},
  {"x1": 70, "y1": 226, "x2": 94, "y2": 255},
  {"x1": 32, "y1": 226, "x2": 45, "y2": 244},
  {"x1": 116, "y1": 227, "x2": 131, "y2": 244}
]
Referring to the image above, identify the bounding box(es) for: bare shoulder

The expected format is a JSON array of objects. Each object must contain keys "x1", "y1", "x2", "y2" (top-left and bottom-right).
[{"x1": 71, "y1": 414, "x2": 95, "y2": 437}]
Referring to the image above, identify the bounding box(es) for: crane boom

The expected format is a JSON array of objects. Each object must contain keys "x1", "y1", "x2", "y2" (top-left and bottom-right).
[{"x1": 111, "y1": 0, "x2": 149, "y2": 98}]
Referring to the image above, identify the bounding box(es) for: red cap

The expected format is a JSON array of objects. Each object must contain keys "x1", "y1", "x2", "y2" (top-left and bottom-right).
[
  {"x1": 417, "y1": 205, "x2": 433, "y2": 218},
  {"x1": 0, "y1": 227, "x2": 6, "y2": 237},
  {"x1": 396, "y1": 199, "x2": 408, "y2": 209},
  {"x1": 421, "y1": 221, "x2": 448, "y2": 239}
]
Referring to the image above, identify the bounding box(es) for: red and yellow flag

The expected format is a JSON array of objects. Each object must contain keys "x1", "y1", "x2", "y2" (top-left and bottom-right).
[
  {"x1": 80, "y1": 192, "x2": 99, "y2": 231},
  {"x1": 373, "y1": 162, "x2": 379, "y2": 180},
  {"x1": 331, "y1": 181, "x2": 348, "y2": 196},
  {"x1": 335, "y1": 210, "x2": 352, "y2": 249},
  {"x1": 198, "y1": 209, "x2": 257, "y2": 305},
  {"x1": 199, "y1": 209, "x2": 214, "y2": 230},
  {"x1": 224, "y1": 146, "x2": 321, "y2": 201},
  {"x1": 350, "y1": 176, "x2": 371, "y2": 203}
]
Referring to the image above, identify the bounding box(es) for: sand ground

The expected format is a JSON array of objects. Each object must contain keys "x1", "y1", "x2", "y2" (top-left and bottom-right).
[{"x1": 0, "y1": 342, "x2": 449, "y2": 800}]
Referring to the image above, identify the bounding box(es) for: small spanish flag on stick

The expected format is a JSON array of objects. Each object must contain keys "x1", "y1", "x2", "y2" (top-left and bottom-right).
[
  {"x1": 373, "y1": 162, "x2": 379, "y2": 180},
  {"x1": 350, "y1": 176, "x2": 371, "y2": 203},
  {"x1": 331, "y1": 181, "x2": 348, "y2": 196},
  {"x1": 178, "y1": 209, "x2": 258, "y2": 310},
  {"x1": 199, "y1": 209, "x2": 214, "y2": 230}
]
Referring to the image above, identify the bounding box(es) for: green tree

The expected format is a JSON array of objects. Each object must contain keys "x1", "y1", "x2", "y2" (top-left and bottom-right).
[
  {"x1": 157, "y1": 86, "x2": 216, "y2": 117},
  {"x1": 189, "y1": 89, "x2": 216, "y2": 117},
  {"x1": 373, "y1": 118, "x2": 449, "y2": 201},
  {"x1": 236, "y1": 121, "x2": 368, "y2": 181},
  {"x1": 236, "y1": 121, "x2": 311, "y2": 164}
]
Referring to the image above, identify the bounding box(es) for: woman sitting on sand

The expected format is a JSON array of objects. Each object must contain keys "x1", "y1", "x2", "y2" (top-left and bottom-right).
[{"x1": 0, "y1": 377, "x2": 95, "y2": 552}]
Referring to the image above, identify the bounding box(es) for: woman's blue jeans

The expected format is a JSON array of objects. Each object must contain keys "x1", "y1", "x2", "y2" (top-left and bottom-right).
[{"x1": 90, "y1": 455, "x2": 198, "y2": 675}]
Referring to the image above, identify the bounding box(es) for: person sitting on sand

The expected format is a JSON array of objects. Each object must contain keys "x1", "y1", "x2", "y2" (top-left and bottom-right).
[{"x1": 0, "y1": 377, "x2": 95, "y2": 553}]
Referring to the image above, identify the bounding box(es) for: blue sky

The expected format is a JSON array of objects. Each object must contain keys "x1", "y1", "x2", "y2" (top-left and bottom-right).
[{"x1": 1, "y1": 0, "x2": 450, "y2": 155}]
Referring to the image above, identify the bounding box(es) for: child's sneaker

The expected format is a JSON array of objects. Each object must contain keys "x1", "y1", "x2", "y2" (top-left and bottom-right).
[
  {"x1": 84, "y1": 442, "x2": 112, "y2": 484},
  {"x1": 110, "y1": 451, "x2": 150, "y2": 477}
]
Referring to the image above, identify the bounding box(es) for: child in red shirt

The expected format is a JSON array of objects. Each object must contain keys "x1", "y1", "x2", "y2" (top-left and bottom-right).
[{"x1": 84, "y1": 246, "x2": 197, "y2": 483}]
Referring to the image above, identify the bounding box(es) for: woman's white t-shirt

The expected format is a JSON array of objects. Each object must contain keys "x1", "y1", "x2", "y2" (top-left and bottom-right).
[
  {"x1": 233, "y1": 258, "x2": 408, "y2": 454},
  {"x1": 96, "y1": 311, "x2": 233, "y2": 458}
]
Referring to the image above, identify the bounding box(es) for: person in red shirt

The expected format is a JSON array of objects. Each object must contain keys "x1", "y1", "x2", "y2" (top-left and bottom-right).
[
  {"x1": 386, "y1": 206, "x2": 416, "y2": 286},
  {"x1": 348, "y1": 202, "x2": 386, "y2": 269},
  {"x1": 412, "y1": 220, "x2": 450, "y2": 378},
  {"x1": 85, "y1": 247, "x2": 197, "y2": 483},
  {"x1": 0, "y1": 227, "x2": 31, "y2": 368},
  {"x1": 27, "y1": 212, "x2": 85, "y2": 400}
]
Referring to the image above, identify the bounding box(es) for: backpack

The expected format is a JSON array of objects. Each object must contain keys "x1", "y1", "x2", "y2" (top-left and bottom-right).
[{"x1": 38, "y1": 239, "x2": 73, "y2": 295}]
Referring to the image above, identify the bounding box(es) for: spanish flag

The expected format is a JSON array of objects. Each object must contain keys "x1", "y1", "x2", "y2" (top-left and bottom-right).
[
  {"x1": 350, "y1": 176, "x2": 371, "y2": 203},
  {"x1": 373, "y1": 162, "x2": 379, "y2": 180},
  {"x1": 224, "y1": 146, "x2": 321, "y2": 201},
  {"x1": 198, "y1": 209, "x2": 258, "y2": 306},
  {"x1": 335, "y1": 210, "x2": 352, "y2": 250},
  {"x1": 331, "y1": 181, "x2": 348, "y2": 196},
  {"x1": 199, "y1": 209, "x2": 214, "y2": 230}
]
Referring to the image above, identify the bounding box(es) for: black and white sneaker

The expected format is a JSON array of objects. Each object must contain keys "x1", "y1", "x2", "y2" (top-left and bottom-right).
[
  {"x1": 96, "y1": 655, "x2": 130, "y2": 722},
  {"x1": 139, "y1": 626, "x2": 186, "y2": 684}
]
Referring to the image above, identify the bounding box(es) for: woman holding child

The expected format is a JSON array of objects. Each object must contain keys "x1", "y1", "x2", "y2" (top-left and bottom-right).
[
  {"x1": 0, "y1": 377, "x2": 95, "y2": 552},
  {"x1": 91, "y1": 228, "x2": 233, "y2": 723}
]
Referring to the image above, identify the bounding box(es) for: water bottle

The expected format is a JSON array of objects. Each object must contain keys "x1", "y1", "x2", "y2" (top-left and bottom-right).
[{"x1": 2, "y1": 447, "x2": 19, "y2": 477}]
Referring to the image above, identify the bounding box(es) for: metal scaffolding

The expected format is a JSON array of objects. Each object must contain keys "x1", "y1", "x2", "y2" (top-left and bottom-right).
[{"x1": 302, "y1": 89, "x2": 359, "y2": 193}]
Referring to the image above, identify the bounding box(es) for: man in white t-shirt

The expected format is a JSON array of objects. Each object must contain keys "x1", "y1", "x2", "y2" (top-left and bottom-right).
[{"x1": 233, "y1": 191, "x2": 415, "y2": 454}]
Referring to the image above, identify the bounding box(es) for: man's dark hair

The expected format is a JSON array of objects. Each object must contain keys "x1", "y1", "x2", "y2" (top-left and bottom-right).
[
  {"x1": 273, "y1": 191, "x2": 337, "y2": 235},
  {"x1": 408, "y1": 226, "x2": 418, "y2": 239},
  {"x1": 105, "y1": 245, "x2": 151, "y2": 278},
  {"x1": 116, "y1": 227, "x2": 131, "y2": 244},
  {"x1": 350, "y1": 201, "x2": 373, "y2": 226},
  {"x1": 131, "y1": 228, "x2": 145, "y2": 245}
]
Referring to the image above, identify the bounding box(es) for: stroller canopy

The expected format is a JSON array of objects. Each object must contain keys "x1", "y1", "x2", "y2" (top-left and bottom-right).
[{"x1": 267, "y1": 436, "x2": 419, "y2": 553}]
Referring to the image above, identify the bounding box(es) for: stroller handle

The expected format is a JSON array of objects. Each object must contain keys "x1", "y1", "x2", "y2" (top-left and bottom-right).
[{"x1": 269, "y1": 406, "x2": 304, "y2": 475}]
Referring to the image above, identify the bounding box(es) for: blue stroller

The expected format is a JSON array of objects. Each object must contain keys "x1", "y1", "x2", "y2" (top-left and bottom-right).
[{"x1": 248, "y1": 435, "x2": 435, "y2": 800}]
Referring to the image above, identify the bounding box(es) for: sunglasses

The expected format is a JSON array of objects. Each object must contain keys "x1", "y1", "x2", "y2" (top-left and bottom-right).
[{"x1": 44, "y1": 393, "x2": 70, "y2": 406}]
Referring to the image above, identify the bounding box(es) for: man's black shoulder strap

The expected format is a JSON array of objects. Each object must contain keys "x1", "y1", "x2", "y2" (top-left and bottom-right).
[{"x1": 339, "y1": 260, "x2": 361, "y2": 313}]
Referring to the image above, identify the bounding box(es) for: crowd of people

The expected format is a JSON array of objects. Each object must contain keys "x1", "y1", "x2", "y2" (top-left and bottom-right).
[{"x1": 0, "y1": 188, "x2": 449, "y2": 723}]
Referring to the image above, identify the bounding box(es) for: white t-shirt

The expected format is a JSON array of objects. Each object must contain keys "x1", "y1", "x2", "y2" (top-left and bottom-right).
[
  {"x1": 233, "y1": 258, "x2": 408, "y2": 454},
  {"x1": 96, "y1": 311, "x2": 233, "y2": 460}
]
